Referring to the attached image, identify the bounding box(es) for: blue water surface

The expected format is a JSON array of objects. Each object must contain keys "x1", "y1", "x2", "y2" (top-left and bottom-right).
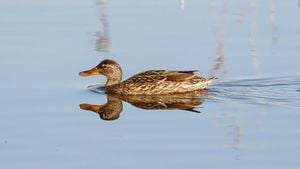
[{"x1": 0, "y1": 0, "x2": 300, "y2": 169}]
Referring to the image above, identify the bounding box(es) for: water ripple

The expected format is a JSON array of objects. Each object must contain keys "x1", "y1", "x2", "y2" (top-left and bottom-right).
[{"x1": 210, "y1": 75, "x2": 300, "y2": 108}]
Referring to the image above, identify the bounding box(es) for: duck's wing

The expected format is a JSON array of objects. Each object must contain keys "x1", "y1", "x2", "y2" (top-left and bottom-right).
[
  {"x1": 122, "y1": 94, "x2": 203, "y2": 112},
  {"x1": 130, "y1": 102, "x2": 201, "y2": 113},
  {"x1": 125, "y1": 70, "x2": 203, "y2": 84},
  {"x1": 164, "y1": 70, "x2": 200, "y2": 82}
]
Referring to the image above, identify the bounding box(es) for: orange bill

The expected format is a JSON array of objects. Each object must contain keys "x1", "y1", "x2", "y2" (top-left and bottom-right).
[
  {"x1": 79, "y1": 104, "x2": 103, "y2": 113},
  {"x1": 79, "y1": 68, "x2": 100, "y2": 77}
]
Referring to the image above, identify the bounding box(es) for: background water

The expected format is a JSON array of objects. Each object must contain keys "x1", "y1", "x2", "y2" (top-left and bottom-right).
[{"x1": 1, "y1": 0, "x2": 300, "y2": 168}]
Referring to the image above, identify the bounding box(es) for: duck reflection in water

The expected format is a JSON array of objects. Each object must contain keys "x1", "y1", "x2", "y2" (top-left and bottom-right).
[{"x1": 79, "y1": 90, "x2": 208, "y2": 121}]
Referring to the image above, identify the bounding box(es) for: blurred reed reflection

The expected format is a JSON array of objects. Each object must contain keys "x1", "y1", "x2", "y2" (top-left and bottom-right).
[
  {"x1": 209, "y1": 0, "x2": 278, "y2": 77},
  {"x1": 179, "y1": 0, "x2": 185, "y2": 10},
  {"x1": 209, "y1": 0, "x2": 229, "y2": 78},
  {"x1": 80, "y1": 90, "x2": 209, "y2": 121},
  {"x1": 95, "y1": 0, "x2": 111, "y2": 52}
]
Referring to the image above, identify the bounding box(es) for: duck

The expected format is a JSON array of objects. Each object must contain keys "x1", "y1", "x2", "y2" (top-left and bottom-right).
[
  {"x1": 80, "y1": 90, "x2": 208, "y2": 121},
  {"x1": 79, "y1": 59, "x2": 217, "y2": 95}
]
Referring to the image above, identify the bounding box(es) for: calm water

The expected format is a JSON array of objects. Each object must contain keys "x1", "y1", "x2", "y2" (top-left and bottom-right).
[{"x1": 1, "y1": 0, "x2": 300, "y2": 168}]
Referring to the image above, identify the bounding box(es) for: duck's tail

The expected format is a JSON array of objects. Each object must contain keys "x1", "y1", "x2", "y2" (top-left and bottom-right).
[
  {"x1": 208, "y1": 76, "x2": 218, "y2": 81},
  {"x1": 206, "y1": 76, "x2": 218, "y2": 86},
  {"x1": 208, "y1": 76, "x2": 218, "y2": 82}
]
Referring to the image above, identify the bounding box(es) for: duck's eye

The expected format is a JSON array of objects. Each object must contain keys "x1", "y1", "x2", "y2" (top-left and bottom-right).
[{"x1": 102, "y1": 64, "x2": 107, "y2": 69}]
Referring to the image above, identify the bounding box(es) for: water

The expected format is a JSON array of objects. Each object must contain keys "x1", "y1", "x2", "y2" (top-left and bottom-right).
[
  {"x1": 212, "y1": 76, "x2": 300, "y2": 108},
  {"x1": 1, "y1": 0, "x2": 300, "y2": 168}
]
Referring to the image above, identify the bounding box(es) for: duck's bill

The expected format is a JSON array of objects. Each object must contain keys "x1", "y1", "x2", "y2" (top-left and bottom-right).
[
  {"x1": 79, "y1": 68, "x2": 100, "y2": 77},
  {"x1": 79, "y1": 103, "x2": 103, "y2": 113}
]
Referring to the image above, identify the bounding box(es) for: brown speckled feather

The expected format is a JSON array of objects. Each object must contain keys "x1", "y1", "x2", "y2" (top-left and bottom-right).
[
  {"x1": 108, "y1": 70, "x2": 216, "y2": 95},
  {"x1": 125, "y1": 70, "x2": 204, "y2": 83}
]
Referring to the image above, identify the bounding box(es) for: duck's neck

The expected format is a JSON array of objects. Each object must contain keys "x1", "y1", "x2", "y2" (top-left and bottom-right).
[
  {"x1": 106, "y1": 77, "x2": 121, "y2": 86},
  {"x1": 99, "y1": 95, "x2": 122, "y2": 120},
  {"x1": 105, "y1": 69, "x2": 122, "y2": 86}
]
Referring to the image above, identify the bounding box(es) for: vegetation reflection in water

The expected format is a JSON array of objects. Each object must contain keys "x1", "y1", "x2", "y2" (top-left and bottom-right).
[{"x1": 80, "y1": 90, "x2": 209, "y2": 121}]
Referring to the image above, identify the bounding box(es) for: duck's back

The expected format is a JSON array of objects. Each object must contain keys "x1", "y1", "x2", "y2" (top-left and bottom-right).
[{"x1": 109, "y1": 70, "x2": 216, "y2": 95}]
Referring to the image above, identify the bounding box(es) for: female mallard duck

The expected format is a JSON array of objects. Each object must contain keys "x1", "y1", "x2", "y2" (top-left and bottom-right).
[
  {"x1": 80, "y1": 91, "x2": 208, "y2": 121},
  {"x1": 79, "y1": 59, "x2": 217, "y2": 95}
]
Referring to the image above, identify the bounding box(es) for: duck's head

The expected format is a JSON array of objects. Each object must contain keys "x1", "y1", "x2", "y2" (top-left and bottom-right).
[
  {"x1": 79, "y1": 95, "x2": 123, "y2": 121},
  {"x1": 79, "y1": 59, "x2": 123, "y2": 86},
  {"x1": 79, "y1": 103, "x2": 121, "y2": 121}
]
